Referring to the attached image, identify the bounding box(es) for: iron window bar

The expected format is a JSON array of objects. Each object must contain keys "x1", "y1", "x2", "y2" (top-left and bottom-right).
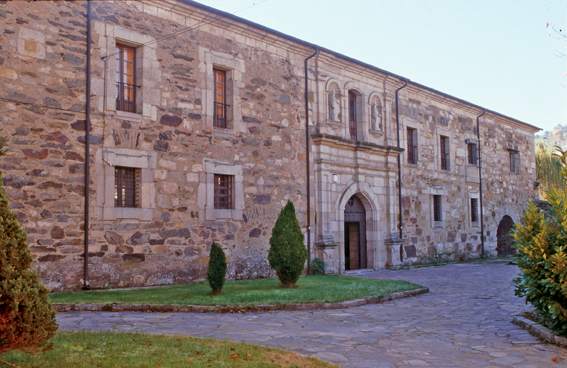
[
  {"x1": 213, "y1": 101, "x2": 231, "y2": 129},
  {"x1": 116, "y1": 82, "x2": 140, "y2": 113}
]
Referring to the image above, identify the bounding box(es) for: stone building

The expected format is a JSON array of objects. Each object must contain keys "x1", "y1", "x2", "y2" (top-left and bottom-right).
[{"x1": 0, "y1": 0, "x2": 539, "y2": 290}]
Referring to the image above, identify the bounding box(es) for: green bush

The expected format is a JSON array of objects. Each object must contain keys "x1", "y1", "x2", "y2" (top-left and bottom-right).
[
  {"x1": 207, "y1": 243, "x2": 227, "y2": 295},
  {"x1": 0, "y1": 138, "x2": 58, "y2": 354},
  {"x1": 514, "y1": 147, "x2": 567, "y2": 336},
  {"x1": 310, "y1": 258, "x2": 325, "y2": 275},
  {"x1": 268, "y1": 201, "x2": 306, "y2": 288}
]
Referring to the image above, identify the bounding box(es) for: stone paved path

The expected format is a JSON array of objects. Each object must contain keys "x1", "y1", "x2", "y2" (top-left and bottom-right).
[{"x1": 58, "y1": 262, "x2": 567, "y2": 367}]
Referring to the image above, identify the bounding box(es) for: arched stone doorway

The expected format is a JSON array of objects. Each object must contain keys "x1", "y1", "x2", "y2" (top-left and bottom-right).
[
  {"x1": 497, "y1": 215, "x2": 515, "y2": 256},
  {"x1": 344, "y1": 195, "x2": 367, "y2": 270}
]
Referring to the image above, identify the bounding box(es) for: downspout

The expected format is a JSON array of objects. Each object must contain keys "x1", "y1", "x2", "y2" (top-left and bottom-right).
[
  {"x1": 83, "y1": 0, "x2": 92, "y2": 290},
  {"x1": 395, "y1": 80, "x2": 408, "y2": 262},
  {"x1": 476, "y1": 110, "x2": 486, "y2": 258},
  {"x1": 304, "y1": 47, "x2": 319, "y2": 274}
]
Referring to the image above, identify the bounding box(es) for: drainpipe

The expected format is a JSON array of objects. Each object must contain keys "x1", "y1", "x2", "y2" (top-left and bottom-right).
[
  {"x1": 304, "y1": 47, "x2": 319, "y2": 274},
  {"x1": 476, "y1": 110, "x2": 486, "y2": 258},
  {"x1": 394, "y1": 80, "x2": 408, "y2": 261},
  {"x1": 83, "y1": 0, "x2": 92, "y2": 290}
]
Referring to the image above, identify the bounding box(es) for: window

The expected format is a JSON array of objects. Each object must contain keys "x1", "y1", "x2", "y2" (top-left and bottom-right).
[
  {"x1": 407, "y1": 127, "x2": 418, "y2": 164},
  {"x1": 116, "y1": 43, "x2": 137, "y2": 113},
  {"x1": 510, "y1": 150, "x2": 520, "y2": 174},
  {"x1": 433, "y1": 195, "x2": 443, "y2": 222},
  {"x1": 470, "y1": 198, "x2": 479, "y2": 224},
  {"x1": 467, "y1": 142, "x2": 478, "y2": 165},
  {"x1": 440, "y1": 135, "x2": 450, "y2": 170},
  {"x1": 214, "y1": 174, "x2": 234, "y2": 209},
  {"x1": 114, "y1": 166, "x2": 141, "y2": 208},
  {"x1": 213, "y1": 68, "x2": 229, "y2": 128},
  {"x1": 348, "y1": 90, "x2": 359, "y2": 141}
]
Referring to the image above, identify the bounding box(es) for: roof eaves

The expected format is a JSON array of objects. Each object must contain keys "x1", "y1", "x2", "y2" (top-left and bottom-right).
[{"x1": 178, "y1": 0, "x2": 541, "y2": 132}]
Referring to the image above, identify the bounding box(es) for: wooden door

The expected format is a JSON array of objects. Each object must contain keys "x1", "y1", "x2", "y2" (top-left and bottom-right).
[{"x1": 345, "y1": 222, "x2": 360, "y2": 270}]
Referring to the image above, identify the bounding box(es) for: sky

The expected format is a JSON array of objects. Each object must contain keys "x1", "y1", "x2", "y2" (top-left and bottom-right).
[{"x1": 197, "y1": 0, "x2": 567, "y2": 132}]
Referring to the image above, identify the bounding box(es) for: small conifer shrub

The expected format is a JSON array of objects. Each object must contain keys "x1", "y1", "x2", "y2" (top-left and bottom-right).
[
  {"x1": 268, "y1": 201, "x2": 307, "y2": 288},
  {"x1": 207, "y1": 243, "x2": 227, "y2": 295},
  {"x1": 514, "y1": 147, "x2": 567, "y2": 336},
  {"x1": 0, "y1": 138, "x2": 58, "y2": 353}
]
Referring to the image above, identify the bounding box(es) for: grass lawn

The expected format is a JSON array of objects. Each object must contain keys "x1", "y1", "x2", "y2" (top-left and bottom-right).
[
  {"x1": 50, "y1": 275, "x2": 422, "y2": 306},
  {"x1": 1, "y1": 332, "x2": 335, "y2": 368}
]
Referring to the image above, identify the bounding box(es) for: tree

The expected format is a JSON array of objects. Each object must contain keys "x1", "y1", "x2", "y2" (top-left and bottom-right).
[
  {"x1": 268, "y1": 201, "x2": 306, "y2": 288},
  {"x1": 514, "y1": 147, "x2": 567, "y2": 336},
  {"x1": 207, "y1": 243, "x2": 227, "y2": 295},
  {"x1": 0, "y1": 137, "x2": 58, "y2": 354},
  {"x1": 535, "y1": 143, "x2": 565, "y2": 198}
]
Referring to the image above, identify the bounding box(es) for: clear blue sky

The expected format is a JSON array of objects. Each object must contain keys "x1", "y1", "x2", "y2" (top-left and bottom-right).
[{"x1": 197, "y1": 0, "x2": 566, "y2": 131}]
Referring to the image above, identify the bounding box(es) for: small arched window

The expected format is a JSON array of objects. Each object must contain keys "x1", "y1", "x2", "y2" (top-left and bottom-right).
[{"x1": 348, "y1": 90, "x2": 361, "y2": 141}]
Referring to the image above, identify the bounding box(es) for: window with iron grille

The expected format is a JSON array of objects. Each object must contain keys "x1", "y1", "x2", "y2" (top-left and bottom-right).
[
  {"x1": 433, "y1": 195, "x2": 443, "y2": 222},
  {"x1": 440, "y1": 135, "x2": 450, "y2": 170},
  {"x1": 214, "y1": 174, "x2": 234, "y2": 209},
  {"x1": 348, "y1": 90, "x2": 359, "y2": 141},
  {"x1": 467, "y1": 142, "x2": 478, "y2": 165},
  {"x1": 470, "y1": 198, "x2": 479, "y2": 223},
  {"x1": 213, "y1": 68, "x2": 229, "y2": 129},
  {"x1": 114, "y1": 166, "x2": 141, "y2": 208},
  {"x1": 509, "y1": 150, "x2": 520, "y2": 174},
  {"x1": 116, "y1": 43, "x2": 137, "y2": 113},
  {"x1": 407, "y1": 127, "x2": 418, "y2": 164}
]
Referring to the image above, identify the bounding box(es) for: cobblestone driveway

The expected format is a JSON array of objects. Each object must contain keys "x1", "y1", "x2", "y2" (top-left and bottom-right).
[{"x1": 58, "y1": 262, "x2": 567, "y2": 367}]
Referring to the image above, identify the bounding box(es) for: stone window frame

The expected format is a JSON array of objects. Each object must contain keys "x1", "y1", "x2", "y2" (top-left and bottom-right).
[
  {"x1": 404, "y1": 122, "x2": 420, "y2": 166},
  {"x1": 200, "y1": 47, "x2": 244, "y2": 136},
  {"x1": 367, "y1": 92, "x2": 384, "y2": 134},
  {"x1": 427, "y1": 186, "x2": 447, "y2": 229},
  {"x1": 435, "y1": 128, "x2": 454, "y2": 173},
  {"x1": 508, "y1": 149, "x2": 521, "y2": 175},
  {"x1": 465, "y1": 138, "x2": 479, "y2": 167},
  {"x1": 95, "y1": 148, "x2": 157, "y2": 221},
  {"x1": 94, "y1": 22, "x2": 161, "y2": 121},
  {"x1": 344, "y1": 83, "x2": 367, "y2": 142},
  {"x1": 198, "y1": 159, "x2": 244, "y2": 221},
  {"x1": 468, "y1": 192, "x2": 480, "y2": 228}
]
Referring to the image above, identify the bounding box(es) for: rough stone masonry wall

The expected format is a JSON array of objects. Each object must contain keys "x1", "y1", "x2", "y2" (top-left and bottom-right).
[
  {"x1": 398, "y1": 92, "x2": 537, "y2": 263},
  {"x1": 0, "y1": 1, "x2": 88, "y2": 288},
  {"x1": 0, "y1": 0, "x2": 309, "y2": 290},
  {"x1": 81, "y1": 1, "x2": 308, "y2": 290}
]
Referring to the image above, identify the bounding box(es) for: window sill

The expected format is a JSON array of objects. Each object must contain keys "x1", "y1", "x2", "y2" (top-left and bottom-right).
[
  {"x1": 213, "y1": 127, "x2": 235, "y2": 139},
  {"x1": 205, "y1": 207, "x2": 242, "y2": 221},
  {"x1": 100, "y1": 207, "x2": 153, "y2": 221},
  {"x1": 432, "y1": 222, "x2": 444, "y2": 229},
  {"x1": 114, "y1": 110, "x2": 143, "y2": 122},
  {"x1": 369, "y1": 128, "x2": 384, "y2": 135}
]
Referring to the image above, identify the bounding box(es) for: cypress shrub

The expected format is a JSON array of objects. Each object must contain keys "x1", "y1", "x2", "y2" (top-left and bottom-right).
[
  {"x1": 207, "y1": 243, "x2": 227, "y2": 295},
  {"x1": 0, "y1": 138, "x2": 58, "y2": 353},
  {"x1": 268, "y1": 201, "x2": 306, "y2": 288},
  {"x1": 514, "y1": 147, "x2": 567, "y2": 336}
]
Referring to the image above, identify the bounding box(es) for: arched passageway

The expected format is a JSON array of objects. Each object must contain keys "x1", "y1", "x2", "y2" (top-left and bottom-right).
[{"x1": 496, "y1": 215, "x2": 515, "y2": 256}]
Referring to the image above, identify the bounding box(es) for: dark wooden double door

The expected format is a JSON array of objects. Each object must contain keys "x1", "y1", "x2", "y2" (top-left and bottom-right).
[{"x1": 344, "y1": 196, "x2": 367, "y2": 270}]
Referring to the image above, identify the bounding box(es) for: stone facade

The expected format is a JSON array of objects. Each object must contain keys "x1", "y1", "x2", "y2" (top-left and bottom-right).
[{"x1": 0, "y1": 0, "x2": 539, "y2": 290}]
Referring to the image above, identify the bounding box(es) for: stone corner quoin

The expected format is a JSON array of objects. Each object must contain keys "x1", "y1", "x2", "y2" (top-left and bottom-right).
[{"x1": 0, "y1": 0, "x2": 538, "y2": 291}]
